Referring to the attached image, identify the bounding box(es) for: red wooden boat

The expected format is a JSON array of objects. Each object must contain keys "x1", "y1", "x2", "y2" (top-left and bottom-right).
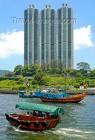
[
  {"x1": 41, "y1": 93, "x2": 86, "y2": 103},
  {"x1": 5, "y1": 102, "x2": 64, "y2": 131}
]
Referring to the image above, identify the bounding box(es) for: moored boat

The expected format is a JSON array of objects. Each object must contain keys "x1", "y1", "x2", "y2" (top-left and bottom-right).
[
  {"x1": 18, "y1": 90, "x2": 37, "y2": 98},
  {"x1": 19, "y1": 90, "x2": 67, "y2": 99},
  {"x1": 41, "y1": 93, "x2": 86, "y2": 103},
  {"x1": 5, "y1": 102, "x2": 64, "y2": 131}
]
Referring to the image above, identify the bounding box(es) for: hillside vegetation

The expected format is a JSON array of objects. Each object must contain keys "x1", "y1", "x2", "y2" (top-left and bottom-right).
[{"x1": 0, "y1": 62, "x2": 95, "y2": 92}]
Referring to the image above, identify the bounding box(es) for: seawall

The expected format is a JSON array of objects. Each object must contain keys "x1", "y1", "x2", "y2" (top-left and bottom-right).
[{"x1": 0, "y1": 90, "x2": 18, "y2": 94}]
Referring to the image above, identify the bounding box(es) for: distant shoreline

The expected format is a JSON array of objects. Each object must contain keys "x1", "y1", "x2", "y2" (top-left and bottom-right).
[
  {"x1": 0, "y1": 88, "x2": 95, "y2": 95},
  {"x1": 67, "y1": 88, "x2": 95, "y2": 95},
  {"x1": 0, "y1": 90, "x2": 18, "y2": 94}
]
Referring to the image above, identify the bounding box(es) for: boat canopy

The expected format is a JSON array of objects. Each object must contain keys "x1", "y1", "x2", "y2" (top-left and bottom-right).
[
  {"x1": 15, "y1": 102, "x2": 64, "y2": 115},
  {"x1": 35, "y1": 91, "x2": 67, "y2": 99}
]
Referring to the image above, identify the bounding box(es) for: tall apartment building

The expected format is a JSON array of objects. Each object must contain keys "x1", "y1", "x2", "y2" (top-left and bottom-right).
[{"x1": 24, "y1": 4, "x2": 73, "y2": 69}]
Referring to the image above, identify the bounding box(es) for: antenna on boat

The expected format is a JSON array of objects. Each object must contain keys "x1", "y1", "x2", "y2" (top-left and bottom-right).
[{"x1": 64, "y1": 69, "x2": 67, "y2": 93}]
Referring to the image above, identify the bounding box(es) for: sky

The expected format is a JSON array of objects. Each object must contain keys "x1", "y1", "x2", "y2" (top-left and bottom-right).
[{"x1": 0, "y1": 0, "x2": 95, "y2": 71}]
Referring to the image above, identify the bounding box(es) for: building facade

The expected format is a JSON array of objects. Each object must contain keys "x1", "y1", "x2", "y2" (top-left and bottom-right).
[{"x1": 24, "y1": 4, "x2": 73, "y2": 69}]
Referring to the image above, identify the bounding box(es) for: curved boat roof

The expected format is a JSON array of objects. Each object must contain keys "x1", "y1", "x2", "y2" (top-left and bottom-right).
[{"x1": 16, "y1": 102, "x2": 64, "y2": 115}]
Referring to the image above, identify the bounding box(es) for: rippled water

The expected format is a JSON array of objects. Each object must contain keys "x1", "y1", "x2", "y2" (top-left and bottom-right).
[{"x1": 0, "y1": 94, "x2": 95, "y2": 140}]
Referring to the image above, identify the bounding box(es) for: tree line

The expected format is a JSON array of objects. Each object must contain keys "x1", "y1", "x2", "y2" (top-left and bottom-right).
[{"x1": 5, "y1": 62, "x2": 95, "y2": 78}]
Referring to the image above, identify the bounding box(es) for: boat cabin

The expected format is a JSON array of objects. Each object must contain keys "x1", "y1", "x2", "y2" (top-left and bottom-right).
[
  {"x1": 16, "y1": 102, "x2": 64, "y2": 118},
  {"x1": 35, "y1": 91, "x2": 68, "y2": 99}
]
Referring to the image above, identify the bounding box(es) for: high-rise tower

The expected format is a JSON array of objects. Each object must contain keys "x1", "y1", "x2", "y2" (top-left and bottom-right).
[{"x1": 24, "y1": 4, "x2": 73, "y2": 69}]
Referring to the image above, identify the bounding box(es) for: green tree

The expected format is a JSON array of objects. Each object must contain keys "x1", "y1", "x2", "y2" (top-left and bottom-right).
[
  {"x1": 22, "y1": 64, "x2": 41, "y2": 76},
  {"x1": 32, "y1": 71, "x2": 45, "y2": 85},
  {"x1": 22, "y1": 65, "x2": 29, "y2": 76},
  {"x1": 63, "y1": 69, "x2": 74, "y2": 77},
  {"x1": 77, "y1": 62, "x2": 90, "y2": 71},
  {"x1": 29, "y1": 64, "x2": 41, "y2": 75},
  {"x1": 58, "y1": 61, "x2": 64, "y2": 74},
  {"x1": 76, "y1": 62, "x2": 91, "y2": 77},
  {"x1": 17, "y1": 75, "x2": 25, "y2": 84},
  {"x1": 90, "y1": 69, "x2": 95, "y2": 77},
  {"x1": 14, "y1": 65, "x2": 23, "y2": 75}
]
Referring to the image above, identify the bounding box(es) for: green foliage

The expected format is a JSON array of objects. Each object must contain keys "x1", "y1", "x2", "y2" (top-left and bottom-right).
[
  {"x1": 14, "y1": 65, "x2": 23, "y2": 75},
  {"x1": 0, "y1": 80, "x2": 24, "y2": 90},
  {"x1": 16, "y1": 76, "x2": 25, "y2": 84},
  {"x1": 21, "y1": 64, "x2": 41, "y2": 76},
  {"x1": 1, "y1": 62, "x2": 95, "y2": 91},
  {"x1": 13, "y1": 63, "x2": 92, "y2": 78},
  {"x1": 32, "y1": 71, "x2": 46, "y2": 85},
  {"x1": 0, "y1": 75, "x2": 95, "y2": 91},
  {"x1": 14, "y1": 64, "x2": 42, "y2": 76},
  {"x1": 90, "y1": 69, "x2": 95, "y2": 77},
  {"x1": 77, "y1": 62, "x2": 90, "y2": 71}
]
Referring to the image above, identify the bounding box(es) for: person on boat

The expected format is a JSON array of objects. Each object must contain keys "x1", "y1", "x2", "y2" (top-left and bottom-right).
[{"x1": 33, "y1": 110, "x2": 38, "y2": 116}]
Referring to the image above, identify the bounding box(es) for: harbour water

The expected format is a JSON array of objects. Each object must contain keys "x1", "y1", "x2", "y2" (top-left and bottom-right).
[{"x1": 0, "y1": 94, "x2": 95, "y2": 140}]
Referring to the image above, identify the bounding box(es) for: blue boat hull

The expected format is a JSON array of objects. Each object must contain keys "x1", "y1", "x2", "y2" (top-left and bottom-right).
[{"x1": 19, "y1": 91, "x2": 67, "y2": 99}]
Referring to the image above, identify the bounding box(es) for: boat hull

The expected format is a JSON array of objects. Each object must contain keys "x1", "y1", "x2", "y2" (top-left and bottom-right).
[
  {"x1": 41, "y1": 93, "x2": 86, "y2": 103},
  {"x1": 5, "y1": 113, "x2": 59, "y2": 131},
  {"x1": 19, "y1": 93, "x2": 37, "y2": 98}
]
